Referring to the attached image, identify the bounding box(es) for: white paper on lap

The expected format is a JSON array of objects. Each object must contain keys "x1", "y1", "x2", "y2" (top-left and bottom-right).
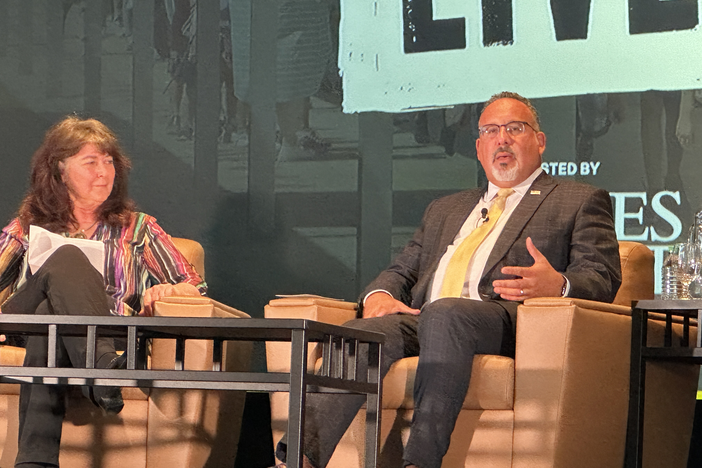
[{"x1": 27, "y1": 225, "x2": 105, "y2": 277}]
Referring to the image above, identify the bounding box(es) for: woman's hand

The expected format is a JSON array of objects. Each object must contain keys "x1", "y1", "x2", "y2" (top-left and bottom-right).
[{"x1": 140, "y1": 283, "x2": 201, "y2": 316}]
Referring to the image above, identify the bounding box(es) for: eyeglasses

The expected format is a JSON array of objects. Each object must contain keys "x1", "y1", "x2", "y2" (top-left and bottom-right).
[{"x1": 478, "y1": 121, "x2": 537, "y2": 139}]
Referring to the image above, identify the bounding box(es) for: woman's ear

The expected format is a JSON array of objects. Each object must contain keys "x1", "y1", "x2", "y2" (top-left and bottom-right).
[{"x1": 57, "y1": 160, "x2": 66, "y2": 181}]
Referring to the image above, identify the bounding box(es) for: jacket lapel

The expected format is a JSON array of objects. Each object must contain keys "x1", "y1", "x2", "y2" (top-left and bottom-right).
[
  {"x1": 413, "y1": 188, "x2": 485, "y2": 303},
  {"x1": 438, "y1": 189, "x2": 486, "y2": 251},
  {"x1": 482, "y1": 173, "x2": 557, "y2": 277}
]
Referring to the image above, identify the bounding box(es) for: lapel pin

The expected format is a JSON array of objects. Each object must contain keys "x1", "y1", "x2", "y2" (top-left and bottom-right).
[{"x1": 530, "y1": 190, "x2": 541, "y2": 195}]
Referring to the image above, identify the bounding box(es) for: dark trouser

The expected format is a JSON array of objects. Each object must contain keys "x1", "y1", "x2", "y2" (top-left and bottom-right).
[
  {"x1": 276, "y1": 298, "x2": 515, "y2": 468},
  {"x1": 4, "y1": 245, "x2": 115, "y2": 468}
]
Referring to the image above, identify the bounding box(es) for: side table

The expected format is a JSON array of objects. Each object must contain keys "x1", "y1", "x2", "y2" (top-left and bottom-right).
[{"x1": 626, "y1": 299, "x2": 702, "y2": 468}]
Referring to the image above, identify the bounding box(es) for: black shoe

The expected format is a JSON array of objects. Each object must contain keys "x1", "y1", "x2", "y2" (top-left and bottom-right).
[
  {"x1": 106, "y1": 352, "x2": 128, "y2": 370},
  {"x1": 83, "y1": 353, "x2": 126, "y2": 415}
]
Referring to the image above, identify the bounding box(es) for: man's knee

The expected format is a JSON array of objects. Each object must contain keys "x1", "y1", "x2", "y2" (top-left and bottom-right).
[
  {"x1": 341, "y1": 317, "x2": 393, "y2": 344},
  {"x1": 422, "y1": 297, "x2": 500, "y2": 319},
  {"x1": 342, "y1": 317, "x2": 381, "y2": 332},
  {"x1": 421, "y1": 297, "x2": 467, "y2": 316},
  {"x1": 419, "y1": 298, "x2": 499, "y2": 334},
  {"x1": 419, "y1": 298, "x2": 471, "y2": 325},
  {"x1": 341, "y1": 314, "x2": 419, "y2": 365},
  {"x1": 342, "y1": 317, "x2": 364, "y2": 328},
  {"x1": 343, "y1": 314, "x2": 418, "y2": 337}
]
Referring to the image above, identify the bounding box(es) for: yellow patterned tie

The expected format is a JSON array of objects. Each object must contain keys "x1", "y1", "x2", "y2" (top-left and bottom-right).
[{"x1": 440, "y1": 188, "x2": 514, "y2": 298}]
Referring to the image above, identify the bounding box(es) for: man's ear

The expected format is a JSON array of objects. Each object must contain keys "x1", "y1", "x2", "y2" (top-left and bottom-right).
[{"x1": 537, "y1": 132, "x2": 546, "y2": 155}]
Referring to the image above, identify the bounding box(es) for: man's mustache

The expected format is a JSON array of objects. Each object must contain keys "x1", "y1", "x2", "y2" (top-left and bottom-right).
[{"x1": 492, "y1": 146, "x2": 515, "y2": 162}]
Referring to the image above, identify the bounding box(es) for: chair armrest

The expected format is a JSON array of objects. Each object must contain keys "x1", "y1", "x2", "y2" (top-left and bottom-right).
[
  {"x1": 264, "y1": 296, "x2": 357, "y2": 373},
  {"x1": 513, "y1": 297, "x2": 698, "y2": 468},
  {"x1": 264, "y1": 296, "x2": 357, "y2": 323},
  {"x1": 513, "y1": 298, "x2": 636, "y2": 467},
  {"x1": 0, "y1": 345, "x2": 24, "y2": 396},
  {"x1": 521, "y1": 296, "x2": 632, "y2": 315},
  {"x1": 151, "y1": 295, "x2": 251, "y2": 371},
  {"x1": 147, "y1": 295, "x2": 251, "y2": 468},
  {"x1": 153, "y1": 295, "x2": 250, "y2": 319},
  {"x1": 0, "y1": 345, "x2": 25, "y2": 367}
]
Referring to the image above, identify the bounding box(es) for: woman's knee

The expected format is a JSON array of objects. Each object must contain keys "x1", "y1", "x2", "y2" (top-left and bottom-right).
[
  {"x1": 40, "y1": 245, "x2": 102, "y2": 283},
  {"x1": 43, "y1": 245, "x2": 91, "y2": 269}
]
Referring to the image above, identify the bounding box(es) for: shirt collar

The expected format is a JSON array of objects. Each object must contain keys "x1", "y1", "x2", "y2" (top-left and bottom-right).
[{"x1": 485, "y1": 167, "x2": 543, "y2": 201}]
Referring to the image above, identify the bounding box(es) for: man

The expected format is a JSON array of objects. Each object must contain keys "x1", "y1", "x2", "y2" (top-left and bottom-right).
[{"x1": 276, "y1": 91, "x2": 621, "y2": 468}]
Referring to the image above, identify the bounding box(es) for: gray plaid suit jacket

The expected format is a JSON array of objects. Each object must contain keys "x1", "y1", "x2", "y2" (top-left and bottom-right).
[{"x1": 360, "y1": 172, "x2": 622, "y2": 323}]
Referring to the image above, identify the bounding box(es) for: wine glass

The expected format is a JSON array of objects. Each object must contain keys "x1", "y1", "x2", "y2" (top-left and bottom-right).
[{"x1": 676, "y1": 242, "x2": 701, "y2": 300}]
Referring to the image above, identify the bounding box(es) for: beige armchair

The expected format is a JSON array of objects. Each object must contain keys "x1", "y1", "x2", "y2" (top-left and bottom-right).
[
  {"x1": 265, "y1": 241, "x2": 700, "y2": 468},
  {"x1": 0, "y1": 238, "x2": 252, "y2": 468}
]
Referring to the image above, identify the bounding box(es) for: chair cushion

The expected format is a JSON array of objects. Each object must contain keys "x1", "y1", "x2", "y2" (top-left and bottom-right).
[
  {"x1": 380, "y1": 354, "x2": 514, "y2": 411},
  {"x1": 171, "y1": 237, "x2": 205, "y2": 280}
]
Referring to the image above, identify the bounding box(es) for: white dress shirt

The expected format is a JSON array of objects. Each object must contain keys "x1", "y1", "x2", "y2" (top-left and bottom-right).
[{"x1": 426, "y1": 168, "x2": 544, "y2": 302}]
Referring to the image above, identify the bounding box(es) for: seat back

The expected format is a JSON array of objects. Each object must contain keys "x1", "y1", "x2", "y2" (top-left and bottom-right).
[
  {"x1": 612, "y1": 241, "x2": 654, "y2": 306},
  {"x1": 171, "y1": 237, "x2": 205, "y2": 279}
]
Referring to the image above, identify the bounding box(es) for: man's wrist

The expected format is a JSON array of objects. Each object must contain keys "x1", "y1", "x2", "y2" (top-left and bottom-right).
[
  {"x1": 560, "y1": 275, "x2": 570, "y2": 297},
  {"x1": 363, "y1": 289, "x2": 393, "y2": 305}
]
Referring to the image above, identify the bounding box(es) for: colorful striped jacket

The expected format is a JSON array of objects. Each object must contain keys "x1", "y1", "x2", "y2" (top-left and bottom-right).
[{"x1": 0, "y1": 212, "x2": 207, "y2": 316}]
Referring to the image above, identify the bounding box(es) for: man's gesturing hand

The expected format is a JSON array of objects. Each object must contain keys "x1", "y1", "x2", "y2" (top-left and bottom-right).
[
  {"x1": 492, "y1": 237, "x2": 566, "y2": 301},
  {"x1": 363, "y1": 292, "x2": 421, "y2": 318}
]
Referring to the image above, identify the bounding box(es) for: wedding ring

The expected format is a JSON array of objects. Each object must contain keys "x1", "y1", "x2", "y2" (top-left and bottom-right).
[{"x1": 520, "y1": 289, "x2": 524, "y2": 296}]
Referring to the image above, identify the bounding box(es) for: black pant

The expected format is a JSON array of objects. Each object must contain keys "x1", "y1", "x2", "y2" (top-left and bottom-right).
[
  {"x1": 276, "y1": 297, "x2": 515, "y2": 468},
  {"x1": 4, "y1": 245, "x2": 115, "y2": 467}
]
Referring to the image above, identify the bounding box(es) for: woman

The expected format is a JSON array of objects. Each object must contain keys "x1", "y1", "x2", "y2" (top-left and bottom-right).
[{"x1": 0, "y1": 116, "x2": 206, "y2": 468}]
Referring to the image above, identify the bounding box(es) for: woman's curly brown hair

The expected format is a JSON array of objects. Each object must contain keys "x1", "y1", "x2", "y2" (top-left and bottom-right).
[{"x1": 18, "y1": 116, "x2": 135, "y2": 232}]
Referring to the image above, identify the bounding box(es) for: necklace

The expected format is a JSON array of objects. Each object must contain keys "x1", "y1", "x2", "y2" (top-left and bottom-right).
[{"x1": 70, "y1": 220, "x2": 99, "y2": 239}]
